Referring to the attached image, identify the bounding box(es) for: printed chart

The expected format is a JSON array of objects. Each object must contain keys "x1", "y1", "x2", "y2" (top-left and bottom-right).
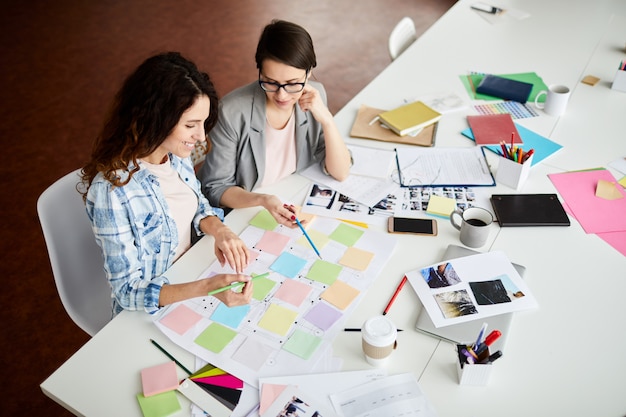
[{"x1": 155, "y1": 213, "x2": 397, "y2": 386}]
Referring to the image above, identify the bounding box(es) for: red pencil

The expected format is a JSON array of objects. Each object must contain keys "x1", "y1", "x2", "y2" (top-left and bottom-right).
[{"x1": 383, "y1": 276, "x2": 407, "y2": 315}]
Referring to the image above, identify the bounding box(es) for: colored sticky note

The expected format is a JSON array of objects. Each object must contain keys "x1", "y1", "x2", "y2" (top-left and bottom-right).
[
  {"x1": 282, "y1": 329, "x2": 323, "y2": 359},
  {"x1": 249, "y1": 209, "x2": 279, "y2": 230},
  {"x1": 339, "y1": 247, "x2": 375, "y2": 271},
  {"x1": 329, "y1": 223, "x2": 364, "y2": 246},
  {"x1": 141, "y1": 361, "x2": 179, "y2": 397},
  {"x1": 251, "y1": 274, "x2": 276, "y2": 301},
  {"x1": 306, "y1": 260, "x2": 342, "y2": 285},
  {"x1": 304, "y1": 301, "x2": 343, "y2": 331},
  {"x1": 194, "y1": 322, "x2": 237, "y2": 353},
  {"x1": 210, "y1": 303, "x2": 250, "y2": 329},
  {"x1": 255, "y1": 230, "x2": 290, "y2": 255},
  {"x1": 270, "y1": 252, "x2": 307, "y2": 278},
  {"x1": 231, "y1": 337, "x2": 274, "y2": 372},
  {"x1": 596, "y1": 179, "x2": 623, "y2": 200},
  {"x1": 296, "y1": 229, "x2": 330, "y2": 250},
  {"x1": 257, "y1": 304, "x2": 298, "y2": 336},
  {"x1": 158, "y1": 304, "x2": 203, "y2": 335},
  {"x1": 136, "y1": 390, "x2": 181, "y2": 417},
  {"x1": 274, "y1": 279, "x2": 312, "y2": 307},
  {"x1": 426, "y1": 195, "x2": 457, "y2": 217},
  {"x1": 321, "y1": 280, "x2": 360, "y2": 310}
]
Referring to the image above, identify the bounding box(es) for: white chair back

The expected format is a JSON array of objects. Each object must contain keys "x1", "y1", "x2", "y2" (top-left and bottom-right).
[
  {"x1": 37, "y1": 169, "x2": 111, "y2": 336},
  {"x1": 389, "y1": 17, "x2": 417, "y2": 60}
]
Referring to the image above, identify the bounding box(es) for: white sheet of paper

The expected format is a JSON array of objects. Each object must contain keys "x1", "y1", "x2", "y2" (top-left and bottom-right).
[
  {"x1": 405, "y1": 251, "x2": 538, "y2": 328},
  {"x1": 329, "y1": 373, "x2": 437, "y2": 417},
  {"x1": 347, "y1": 144, "x2": 396, "y2": 179}
]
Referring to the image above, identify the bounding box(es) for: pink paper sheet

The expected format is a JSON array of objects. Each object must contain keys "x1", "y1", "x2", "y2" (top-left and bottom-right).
[{"x1": 548, "y1": 170, "x2": 626, "y2": 234}]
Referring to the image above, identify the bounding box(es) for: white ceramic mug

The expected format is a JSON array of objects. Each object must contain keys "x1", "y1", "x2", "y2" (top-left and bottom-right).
[
  {"x1": 450, "y1": 207, "x2": 493, "y2": 248},
  {"x1": 361, "y1": 315, "x2": 398, "y2": 367},
  {"x1": 534, "y1": 84, "x2": 570, "y2": 116}
]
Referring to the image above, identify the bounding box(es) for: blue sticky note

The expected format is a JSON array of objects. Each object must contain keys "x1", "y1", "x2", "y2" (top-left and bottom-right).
[
  {"x1": 210, "y1": 303, "x2": 250, "y2": 329},
  {"x1": 270, "y1": 252, "x2": 308, "y2": 278}
]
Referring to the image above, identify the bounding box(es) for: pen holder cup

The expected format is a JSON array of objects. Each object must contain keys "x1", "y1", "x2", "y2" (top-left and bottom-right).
[
  {"x1": 611, "y1": 70, "x2": 626, "y2": 93},
  {"x1": 495, "y1": 153, "x2": 533, "y2": 190},
  {"x1": 456, "y1": 344, "x2": 493, "y2": 386}
]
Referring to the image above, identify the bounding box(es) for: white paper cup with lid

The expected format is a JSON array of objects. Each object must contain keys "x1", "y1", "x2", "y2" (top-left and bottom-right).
[{"x1": 361, "y1": 315, "x2": 398, "y2": 366}]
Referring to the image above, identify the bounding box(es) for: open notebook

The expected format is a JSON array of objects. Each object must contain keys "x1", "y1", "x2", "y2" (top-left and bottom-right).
[{"x1": 414, "y1": 245, "x2": 526, "y2": 351}]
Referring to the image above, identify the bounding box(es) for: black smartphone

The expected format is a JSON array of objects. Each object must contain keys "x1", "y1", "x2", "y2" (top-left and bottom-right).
[{"x1": 388, "y1": 217, "x2": 438, "y2": 236}]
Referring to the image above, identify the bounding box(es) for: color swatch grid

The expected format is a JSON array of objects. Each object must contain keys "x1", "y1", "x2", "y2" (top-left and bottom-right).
[
  {"x1": 473, "y1": 101, "x2": 539, "y2": 119},
  {"x1": 154, "y1": 212, "x2": 396, "y2": 387}
]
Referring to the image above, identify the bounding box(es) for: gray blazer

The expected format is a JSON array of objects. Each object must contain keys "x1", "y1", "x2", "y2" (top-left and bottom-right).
[{"x1": 198, "y1": 80, "x2": 327, "y2": 207}]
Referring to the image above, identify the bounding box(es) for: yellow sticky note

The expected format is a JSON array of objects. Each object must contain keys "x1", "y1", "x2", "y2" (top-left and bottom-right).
[
  {"x1": 618, "y1": 176, "x2": 626, "y2": 188},
  {"x1": 596, "y1": 179, "x2": 624, "y2": 200},
  {"x1": 257, "y1": 304, "x2": 298, "y2": 336},
  {"x1": 426, "y1": 195, "x2": 457, "y2": 217}
]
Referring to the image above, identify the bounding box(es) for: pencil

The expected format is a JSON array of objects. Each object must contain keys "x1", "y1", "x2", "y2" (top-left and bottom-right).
[
  {"x1": 382, "y1": 275, "x2": 407, "y2": 315},
  {"x1": 344, "y1": 328, "x2": 404, "y2": 332},
  {"x1": 295, "y1": 217, "x2": 322, "y2": 259},
  {"x1": 150, "y1": 338, "x2": 193, "y2": 375}
]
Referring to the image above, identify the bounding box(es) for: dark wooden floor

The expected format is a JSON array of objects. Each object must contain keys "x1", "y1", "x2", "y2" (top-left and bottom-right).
[{"x1": 0, "y1": 0, "x2": 456, "y2": 414}]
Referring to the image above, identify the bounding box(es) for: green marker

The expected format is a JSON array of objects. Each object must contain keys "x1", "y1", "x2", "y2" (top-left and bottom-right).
[{"x1": 207, "y1": 272, "x2": 269, "y2": 296}]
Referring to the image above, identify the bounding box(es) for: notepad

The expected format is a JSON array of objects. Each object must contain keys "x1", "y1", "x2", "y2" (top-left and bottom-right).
[
  {"x1": 378, "y1": 101, "x2": 442, "y2": 136},
  {"x1": 490, "y1": 194, "x2": 570, "y2": 226},
  {"x1": 467, "y1": 113, "x2": 522, "y2": 145}
]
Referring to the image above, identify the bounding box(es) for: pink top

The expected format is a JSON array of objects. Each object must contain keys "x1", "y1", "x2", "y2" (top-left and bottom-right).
[{"x1": 261, "y1": 112, "x2": 297, "y2": 187}]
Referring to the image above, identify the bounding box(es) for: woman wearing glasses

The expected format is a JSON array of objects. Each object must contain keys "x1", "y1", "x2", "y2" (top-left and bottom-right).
[{"x1": 198, "y1": 20, "x2": 351, "y2": 227}]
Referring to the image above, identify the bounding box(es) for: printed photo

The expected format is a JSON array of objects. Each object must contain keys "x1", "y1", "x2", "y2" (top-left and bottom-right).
[
  {"x1": 434, "y1": 289, "x2": 478, "y2": 318},
  {"x1": 469, "y1": 275, "x2": 525, "y2": 305},
  {"x1": 420, "y1": 262, "x2": 461, "y2": 288}
]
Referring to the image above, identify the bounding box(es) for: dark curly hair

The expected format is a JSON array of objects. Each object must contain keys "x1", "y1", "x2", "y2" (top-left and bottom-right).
[{"x1": 80, "y1": 52, "x2": 218, "y2": 199}]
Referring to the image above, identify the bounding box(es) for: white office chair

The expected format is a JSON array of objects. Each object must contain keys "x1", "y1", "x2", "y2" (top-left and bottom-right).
[
  {"x1": 37, "y1": 169, "x2": 112, "y2": 337},
  {"x1": 389, "y1": 16, "x2": 417, "y2": 60}
]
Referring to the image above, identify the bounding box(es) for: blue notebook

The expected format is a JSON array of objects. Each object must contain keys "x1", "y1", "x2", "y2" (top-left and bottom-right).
[
  {"x1": 462, "y1": 124, "x2": 563, "y2": 166},
  {"x1": 475, "y1": 74, "x2": 533, "y2": 103}
]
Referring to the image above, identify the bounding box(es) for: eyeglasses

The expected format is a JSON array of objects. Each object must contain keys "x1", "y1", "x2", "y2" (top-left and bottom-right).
[{"x1": 258, "y1": 73, "x2": 307, "y2": 93}]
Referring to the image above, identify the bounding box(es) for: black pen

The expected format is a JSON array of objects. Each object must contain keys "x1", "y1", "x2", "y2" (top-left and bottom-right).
[{"x1": 344, "y1": 328, "x2": 403, "y2": 332}]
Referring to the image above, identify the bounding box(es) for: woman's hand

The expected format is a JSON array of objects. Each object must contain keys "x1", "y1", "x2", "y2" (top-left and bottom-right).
[
  {"x1": 298, "y1": 84, "x2": 333, "y2": 125},
  {"x1": 205, "y1": 274, "x2": 253, "y2": 307},
  {"x1": 213, "y1": 225, "x2": 250, "y2": 273},
  {"x1": 260, "y1": 194, "x2": 298, "y2": 228}
]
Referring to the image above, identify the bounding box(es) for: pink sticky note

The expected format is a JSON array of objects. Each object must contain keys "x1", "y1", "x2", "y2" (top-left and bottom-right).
[
  {"x1": 159, "y1": 304, "x2": 203, "y2": 335},
  {"x1": 274, "y1": 279, "x2": 312, "y2": 307},
  {"x1": 255, "y1": 230, "x2": 290, "y2": 255},
  {"x1": 141, "y1": 361, "x2": 179, "y2": 397}
]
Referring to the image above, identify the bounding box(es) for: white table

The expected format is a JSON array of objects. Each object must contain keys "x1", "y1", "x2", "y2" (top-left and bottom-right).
[{"x1": 41, "y1": 0, "x2": 626, "y2": 416}]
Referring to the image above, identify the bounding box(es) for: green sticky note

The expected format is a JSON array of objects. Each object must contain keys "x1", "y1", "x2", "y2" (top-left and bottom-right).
[
  {"x1": 136, "y1": 390, "x2": 181, "y2": 417},
  {"x1": 194, "y1": 322, "x2": 237, "y2": 353},
  {"x1": 251, "y1": 275, "x2": 276, "y2": 300},
  {"x1": 249, "y1": 209, "x2": 279, "y2": 230},
  {"x1": 283, "y1": 329, "x2": 322, "y2": 359},
  {"x1": 306, "y1": 260, "x2": 342, "y2": 285},
  {"x1": 296, "y1": 229, "x2": 330, "y2": 249},
  {"x1": 329, "y1": 223, "x2": 364, "y2": 246}
]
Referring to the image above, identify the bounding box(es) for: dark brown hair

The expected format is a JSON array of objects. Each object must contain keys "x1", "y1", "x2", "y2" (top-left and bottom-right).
[
  {"x1": 80, "y1": 52, "x2": 218, "y2": 199},
  {"x1": 255, "y1": 20, "x2": 317, "y2": 72}
]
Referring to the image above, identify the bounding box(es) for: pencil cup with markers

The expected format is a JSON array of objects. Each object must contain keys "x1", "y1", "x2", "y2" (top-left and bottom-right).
[
  {"x1": 496, "y1": 147, "x2": 533, "y2": 190},
  {"x1": 456, "y1": 344, "x2": 499, "y2": 386},
  {"x1": 611, "y1": 60, "x2": 626, "y2": 93}
]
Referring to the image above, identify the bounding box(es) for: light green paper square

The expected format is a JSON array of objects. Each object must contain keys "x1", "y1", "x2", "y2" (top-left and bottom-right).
[
  {"x1": 252, "y1": 275, "x2": 276, "y2": 300},
  {"x1": 329, "y1": 223, "x2": 364, "y2": 246},
  {"x1": 136, "y1": 390, "x2": 181, "y2": 417},
  {"x1": 194, "y1": 322, "x2": 237, "y2": 353},
  {"x1": 306, "y1": 260, "x2": 342, "y2": 285},
  {"x1": 249, "y1": 209, "x2": 279, "y2": 230},
  {"x1": 283, "y1": 329, "x2": 322, "y2": 359}
]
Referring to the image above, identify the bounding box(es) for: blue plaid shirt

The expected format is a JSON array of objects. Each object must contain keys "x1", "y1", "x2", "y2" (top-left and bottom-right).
[{"x1": 85, "y1": 155, "x2": 223, "y2": 316}]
